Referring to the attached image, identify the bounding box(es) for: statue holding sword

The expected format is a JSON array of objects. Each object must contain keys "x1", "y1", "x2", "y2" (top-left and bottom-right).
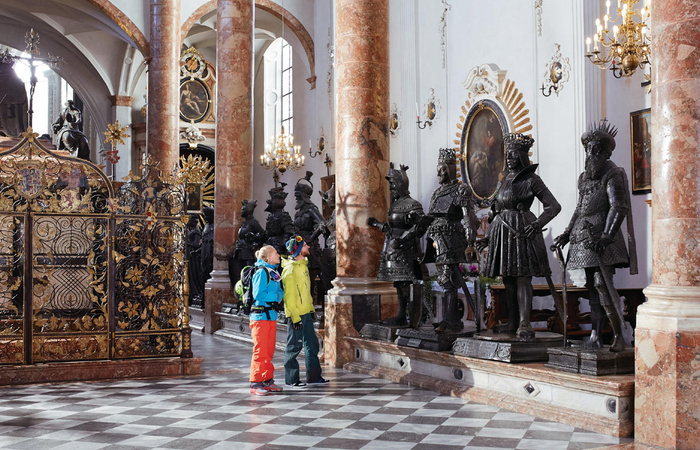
[{"x1": 553, "y1": 119, "x2": 637, "y2": 352}]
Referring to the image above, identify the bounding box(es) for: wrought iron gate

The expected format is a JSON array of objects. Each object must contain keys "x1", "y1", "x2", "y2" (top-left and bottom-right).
[{"x1": 0, "y1": 132, "x2": 191, "y2": 365}]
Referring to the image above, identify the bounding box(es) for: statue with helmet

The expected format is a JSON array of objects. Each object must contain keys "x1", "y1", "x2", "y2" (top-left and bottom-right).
[
  {"x1": 477, "y1": 133, "x2": 562, "y2": 341},
  {"x1": 553, "y1": 119, "x2": 637, "y2": 352},
  {"x1": 264, "y1": 183, "x2": 295, "y2": 255},
  {"x1": 293, "y1": 171, "x2": 324, "y2": 304},
  {"x1": 423, "y1": 148, "x2": 481, "y2": 333},
  {"x1": 367, "y1": 163, "x2": 428, "y2": 328},
  {"x1": 229, "y1": 199, "x2": 266, "y2": 290}
]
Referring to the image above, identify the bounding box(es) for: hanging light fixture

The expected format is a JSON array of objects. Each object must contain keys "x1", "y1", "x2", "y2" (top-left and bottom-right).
[
  {"x1": 585, "y1": 0, "x2": 651, "y2": 78},
  {"x1": 259, "y1": 0, "x2": 304, "y2": 175}
]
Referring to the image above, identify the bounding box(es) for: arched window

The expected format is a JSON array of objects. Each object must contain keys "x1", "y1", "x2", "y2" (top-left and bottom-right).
[{"x1": 264, "y1": 37, "x2": 293, "y2": 145}]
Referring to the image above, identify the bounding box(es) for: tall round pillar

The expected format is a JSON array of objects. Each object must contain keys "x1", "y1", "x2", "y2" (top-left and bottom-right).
[
  {"x1": 147, "y1": 0, "x2": 180, "y2": 171},
  {"x1": 204, "y1": 0, "x2": 255, "y2": 334},
  {"x1": 326, "y1": 0, "x2": 394, "y2": 366},
  {"x1": 636, "y1": 1, "x2": 700, "y2": 447}
]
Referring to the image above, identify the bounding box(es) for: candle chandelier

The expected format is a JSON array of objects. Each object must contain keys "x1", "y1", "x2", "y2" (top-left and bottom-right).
[
  {"x1": 585, "y1": 0, "x2": 651, "y2": 78},
  {"x1": 259, "y1": 126, "x2": 305, "y2": 174}
]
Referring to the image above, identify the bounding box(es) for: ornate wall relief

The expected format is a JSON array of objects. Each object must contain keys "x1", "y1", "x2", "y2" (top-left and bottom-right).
[{"x1": 540, "y1": 44, "x2": 572, "y2": 97}]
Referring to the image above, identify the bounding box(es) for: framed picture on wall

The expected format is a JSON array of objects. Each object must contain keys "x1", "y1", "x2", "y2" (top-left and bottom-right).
[{"x1": 630, "y1": 108, "x2": 651, "y2": 194}]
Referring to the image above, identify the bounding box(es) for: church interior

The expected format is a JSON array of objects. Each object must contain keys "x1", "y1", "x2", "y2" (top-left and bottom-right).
[{"x1": 0, "y1": 0, "x2": 697, "y2": 449}]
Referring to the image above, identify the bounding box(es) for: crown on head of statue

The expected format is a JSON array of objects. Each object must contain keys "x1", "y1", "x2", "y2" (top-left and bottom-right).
[
  {"x1": 268, "y1": 182, "x2": 288, "y2": 200},
  {"x1": 503, "y1": 133, "x2": 534, "y2": 152},
  {"x1": 582, "y1": 118, "x2": 618, "y2": 151},
  {"x1": 438, "y1": 148, "x2": 457, "y2": 165}
]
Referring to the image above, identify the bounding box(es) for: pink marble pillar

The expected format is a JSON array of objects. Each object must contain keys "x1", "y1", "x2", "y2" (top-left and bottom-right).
[
  {"x1": 204, "y1": 0, "x2": 254, "y2": 334},
  {"x1": 326, "y1": 0, "x2": 394, "y2": 367},
  {"x1": 147, "y1": 0, "x2": 180, "y2": 172},
  {"x1": 635, "y1": 1, "x2": 700, "y2": 448}
]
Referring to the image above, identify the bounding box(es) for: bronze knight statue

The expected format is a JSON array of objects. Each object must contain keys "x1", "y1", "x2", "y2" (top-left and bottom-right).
[
  {"x1": 265, "y1": 183, "x2": 295, "y2": 255},
  {"x1": 229, "y1": 199, "x2": 266, "y2": 288},
  {"x1": 554, "y1": 119, "x2": 637, "y2": 352},
  {"x1": 368, "y1": 164, "x2": 428, "y2": 328},
  {"x1": 293, "y1": 171, "x2": 324, "y2": 301},
  {"x1": 477, "y1": 133, "x2": 561, "y2": 341},
  {"x1": 424, "y1": 148, "x2": 481, "y2": 333},
  {"x1": 52, "y1": 100, "x2": 91, "y2": 161}
]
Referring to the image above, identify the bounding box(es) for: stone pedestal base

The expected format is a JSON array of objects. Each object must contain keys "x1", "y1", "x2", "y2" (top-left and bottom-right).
[
  {"x1": 325, "y1": 277, "x2": 396, "y2": 367},
  {"x1": 204, "y1": 270, "x2": 233, "y2": 334},
  {"x1": 396, "y1": 325, "x2": 474, "y2": 352},
  {"x1": 344, "y1": 336, "x2": 634, "y2": 436},
  {"x1": 189, "y1": 307, "x2": 205, "y2": 333},
  {"x1": 0, "y1": 357, "x2": 203, "y2": 386},
  {"x1": 546, "y1": 346, "x2": 634, "y2": 376},
  {"x1": 452, "y1": 331, "x2": 563, "y2": 363},
  {"x1": 360, "y1": 323, "x2": 406, "y2": 342},
  {"x1": 634, "y1": 285, "x2": 700, "y2": 449}
]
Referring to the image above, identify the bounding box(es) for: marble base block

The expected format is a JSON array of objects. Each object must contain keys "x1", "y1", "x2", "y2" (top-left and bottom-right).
[
  {"x1": 189, "y1": 307, "x2": 205, "y2": 333},
  {"x1": 0, "y1": 357, "x2": 203, "y2": 386},
  {"x1": 453, "y1": 331, "x2": 564, "y2": 363},
  {"x1": 204, "y1": 271, "x2": 234, "y2": 334},
  {"x1": 359, "y1": 323, "x2": 405, "y2": 342},
  {"x1": 546, "y1": 346, "x2": 634, "y2": 376},
  {"x1": 345, "y1": 336, "x2": 634, "y2": 437},
  {"x1": 396, "y1": 326, "x2": 474, "y2": 352}
]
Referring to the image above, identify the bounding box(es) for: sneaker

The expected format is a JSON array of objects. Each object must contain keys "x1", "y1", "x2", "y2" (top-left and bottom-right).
[
  {"x1": 308, "y1": 377, "x2": 329, "y2": 384},
  {"x1": 263, "y1": 382, "x2": 283, "y2": 393},
  {"x1": 285, "y1": 382, "x2": 306, "y2": 389},
  {"x1": 250, "y1": 386, "x2": 269, "y2": 396}
]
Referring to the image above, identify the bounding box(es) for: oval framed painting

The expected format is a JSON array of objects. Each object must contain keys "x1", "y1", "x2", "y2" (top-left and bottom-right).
[
  {"x1": 179, "y1": 78, "x2": 211, "y2": 123},
  {"x1": 459, "y1": 99, "x2": 509, "y2": 204}
]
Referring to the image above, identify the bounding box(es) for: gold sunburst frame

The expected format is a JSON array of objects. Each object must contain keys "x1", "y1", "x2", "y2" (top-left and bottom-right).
[{"x1": 454, "y1": 64, "x2": 533, "y2": 205}]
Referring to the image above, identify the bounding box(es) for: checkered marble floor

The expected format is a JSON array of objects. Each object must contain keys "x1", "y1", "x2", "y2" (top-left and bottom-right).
[{"x1": 0, "y1": 333, "x2": 633, "y2": 449}]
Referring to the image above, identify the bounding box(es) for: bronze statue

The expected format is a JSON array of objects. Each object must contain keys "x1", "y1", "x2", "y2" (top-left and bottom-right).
[
  {"x1": 478, "y1": 133, "x2": 561, "y2": 340},
  {"x1": 424, "y1": 148, "x2": 480, "y2": 333},
  {"x1": 554, "y1": 119, "x2": 636, "y2": 352},
  {"x1": 229, "y1": 199, "x2": 266, "y2": 289},
  {"x1": 313, "y1": 183, "x2": 336, "y2": 304},
  {"x1": 265, "y1": 183, "x2": 295, "y2": 255},
  {"x1": 52, "y1": 100, "x2": 90, "y2": 160},
  {"x1": 368, "y1": 164, "x2": 428, "y2": 328},
  {"x1": 186, "y1": 215, "x2": 205, "y2": 308},
  {"x1": 0, "y1": 59, "x2": 28, "y2": 137},
  {"x1": 293, "y1": 171, "x2": 324, "y2": 300},
  {"x1": 201, "y1": 206, "x2": 215, "y2": 288}
]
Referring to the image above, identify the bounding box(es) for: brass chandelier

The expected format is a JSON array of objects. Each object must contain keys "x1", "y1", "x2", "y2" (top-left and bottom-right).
[
  {"x1": 260, "y1": 126, "x2": 304, "y2": 174},
  {"x1": 585, "y1": 0, "x2": 651, "y2": 78}
]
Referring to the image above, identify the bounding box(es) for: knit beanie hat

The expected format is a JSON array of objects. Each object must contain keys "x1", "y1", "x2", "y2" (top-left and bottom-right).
[{"x1": 285, "y1": 235, "x2": 305, "y2": 258}]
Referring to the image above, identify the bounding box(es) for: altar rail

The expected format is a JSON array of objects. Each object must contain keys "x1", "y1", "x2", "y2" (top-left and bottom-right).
[{"x1": 0, "y1": 131, "x2": 193, "y2": 365}]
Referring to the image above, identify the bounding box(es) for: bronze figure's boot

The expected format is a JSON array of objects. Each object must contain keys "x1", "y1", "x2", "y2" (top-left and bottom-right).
[
  {"x1": 603, "y1": 304, "x2": 625, "y2": 352},
  {"x1": 516, "y1": 281, "x2": 535, "y2": 341},
  {"x1": 382, "y1": 282, "x2": 409, "y2": 327},
  {"x1": 584, "y1": 303, "x2": 605, "y2": 350},
  {"x1": 435, "y1": 291, "x2": 463, "y2": 333}
]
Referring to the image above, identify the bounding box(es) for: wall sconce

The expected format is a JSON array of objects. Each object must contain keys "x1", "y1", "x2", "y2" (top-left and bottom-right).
[
  {"x1": 540, "y1": 44, "x2": 571, "y2": 97},
  {"x1": 389, "y1": 103, "x2": 400, "y2": 136},
  {"x1": 417, "y1": 89, "x2": 438, "y2": 129},
  {"x1": 309, "y1": 128, "x2": 326, "y2": 158}
]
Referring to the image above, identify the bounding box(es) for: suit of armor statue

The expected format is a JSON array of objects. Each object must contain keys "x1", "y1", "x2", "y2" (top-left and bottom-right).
[
  {"x1": 229, "y1": 199, "x2": 266, "y2": 288},
  {"x1": 424, "y1": 148, "x2": 480, "y2": 333},
  {"x1": 479, "y1": 133, "x2": 561, "y2": 340},
  {"x1": 293, "y1": 171, "x2": 324, "y2": 302},
  {"x1": 554, "y1": 119, "x2": 636, "y2": 352},
  {"x1": 265, "y1": 183, "x2": 295, "y2": 255},
  {"x1": 313, "y1": 184, "x2": 336, "y2": 305},
  {"x1": 368, "y1": 164, "x2": 428, "y2": 328}
]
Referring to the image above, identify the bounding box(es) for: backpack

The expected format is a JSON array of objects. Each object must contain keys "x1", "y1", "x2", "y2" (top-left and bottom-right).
[{"x1": 239, "y1": 265, "x2": 271, "y2": 315}]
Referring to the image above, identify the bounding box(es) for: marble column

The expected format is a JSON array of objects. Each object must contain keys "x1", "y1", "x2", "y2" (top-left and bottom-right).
[
  {"x1": 204, "y1": 0, "x2": 254, "y2": 334},
  {"x1": 327, "y1": 0, "x2": 394, "y2": 367},
  {"x1": 147, "y1": 0, "x2": 180, "y2": 173},
  {"x1": 108, "y1": 95, "x2": 134, "y2": 181},
  {"x1": 635, "y1": 1, "x2": 700, "y2": 448}
]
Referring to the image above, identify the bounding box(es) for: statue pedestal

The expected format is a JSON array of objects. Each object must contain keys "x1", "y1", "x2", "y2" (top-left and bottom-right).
[
  {"x1": 396, "y1": 325, "x2": 475, "y2": 352},
  {"x1": 452, "y1": 330, "x2": 563, "y2": 363},
  {"x1": 359, "y1": 323, "x2": 406, "y2": 342},
  {"x1": 545, "y1": 346, "x2": 634, "y2": 376}
]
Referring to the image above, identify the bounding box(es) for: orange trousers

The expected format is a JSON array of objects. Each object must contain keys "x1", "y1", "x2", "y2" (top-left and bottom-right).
[{"x1": 250, "y1": 320, "x2": 277, "y2": 383}]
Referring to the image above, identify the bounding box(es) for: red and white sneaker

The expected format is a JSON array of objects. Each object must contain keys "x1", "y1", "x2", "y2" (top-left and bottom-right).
[
  {"x1": 263, "y1": 381, "x2": 283, "y2": 392},
  {"x1": 250, "y1": 386, "x2": 269, "y2": 396}
]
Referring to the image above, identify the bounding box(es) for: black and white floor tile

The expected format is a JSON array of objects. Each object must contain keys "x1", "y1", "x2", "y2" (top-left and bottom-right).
[{"x1": 0, "y1": 333, "x2": 633, "y2": 449}]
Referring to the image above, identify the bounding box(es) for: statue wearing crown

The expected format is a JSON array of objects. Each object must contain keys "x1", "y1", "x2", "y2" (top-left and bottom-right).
[
  {"x1": 229, "y1": 199, "x2": 266, "y2": 288},
  {"x1": 554, "y1": 119, "x2": 637, "y2": 352},
  {"x1": 477, "y1": 133, "x2": 561, "y2": 341},
  {"x1": 265, "y1": 183, "x2": 295, "y2": 255},
  {"x1": 424, "y1": 148, "x2": 481, "y2": 333}
]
